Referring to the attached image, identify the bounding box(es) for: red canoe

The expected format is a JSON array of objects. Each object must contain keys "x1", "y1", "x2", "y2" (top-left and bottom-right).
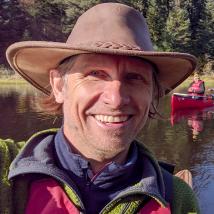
[{"x1": 171, "y1": 93, "x2": 214, "y2": 112}]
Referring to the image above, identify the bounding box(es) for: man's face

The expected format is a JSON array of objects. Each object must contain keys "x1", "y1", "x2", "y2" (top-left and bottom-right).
[{"x1": 51, "y1": 54, "x2": 153, "y2": 159}]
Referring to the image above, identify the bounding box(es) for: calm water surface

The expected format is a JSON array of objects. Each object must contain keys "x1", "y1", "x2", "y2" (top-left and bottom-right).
[{"x1": 1, "y1": 84, "x2": 214, "y2": 214}]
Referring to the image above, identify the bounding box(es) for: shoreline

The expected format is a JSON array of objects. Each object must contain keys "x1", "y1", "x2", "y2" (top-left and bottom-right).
[
  {"x1": 0, "y1": 78, "x2": 27, "y2": 84},
  {"x1": 0, "y1": 75, "x2": 213, "y2": 87},
  {"x1": 176, "y1": 75, "x2": 214, "y2": 89}
]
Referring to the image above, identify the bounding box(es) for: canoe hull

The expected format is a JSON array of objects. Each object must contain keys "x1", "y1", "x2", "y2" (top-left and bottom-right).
[{"x1": 171, "y1": 93, "x2": 214, "y2": 112}]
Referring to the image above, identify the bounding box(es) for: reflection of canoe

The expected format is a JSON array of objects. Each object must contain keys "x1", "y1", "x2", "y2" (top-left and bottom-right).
[
  {"x1": 170, "y1": 107, "x2": 214, "y2": 125},
  {"x1": 170, "y1": 108, "x2": 201, "y2": 125},
  {"x1": 171, "y1": 93, "x2": 214, "y2": 111}
]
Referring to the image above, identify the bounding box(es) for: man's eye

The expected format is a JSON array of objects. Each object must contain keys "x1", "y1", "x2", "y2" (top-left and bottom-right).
[
  {"x1": 89, "y1": 71, "x2": 100, "y2": 76},
  {"x1": 126, "y1": 73, "x2": 144, "y2": 81},
  {"x1": 88, "y1": 70, "x2": 106, "y2": 78}
]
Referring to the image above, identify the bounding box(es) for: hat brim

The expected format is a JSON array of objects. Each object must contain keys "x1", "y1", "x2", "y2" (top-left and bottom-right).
[{"x1": 6, "y1": 41, "x2": 197, "y2": 95}]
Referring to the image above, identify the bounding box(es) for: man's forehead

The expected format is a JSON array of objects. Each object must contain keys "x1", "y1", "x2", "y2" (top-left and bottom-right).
[{"x1": 74, "y1": 53, "x2": 152, "y2": 68}]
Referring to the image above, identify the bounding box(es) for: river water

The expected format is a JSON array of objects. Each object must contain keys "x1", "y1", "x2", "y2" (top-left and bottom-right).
[{"x1": 0, "y1": 84, "x2": 214, "y2": 214}]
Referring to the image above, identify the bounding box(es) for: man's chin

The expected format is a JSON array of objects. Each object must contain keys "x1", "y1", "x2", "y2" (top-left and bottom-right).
[{"x1": 92, "y1": 140, "x2": 131, "y2": 154}]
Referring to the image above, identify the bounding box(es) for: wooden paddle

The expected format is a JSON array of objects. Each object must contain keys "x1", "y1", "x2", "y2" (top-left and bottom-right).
[{"x1": 175, "y1": 169, "x2": 193, "y2": 189}]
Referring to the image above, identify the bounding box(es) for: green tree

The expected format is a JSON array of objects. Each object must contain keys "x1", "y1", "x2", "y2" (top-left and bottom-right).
[
  {"x1": 166, "y1": 6, "x2": 191, "y2": 52},
  {"x1": 203, "y1": 0, "x2": 214, "y2": 56},
  {"x1": 110, "y1": 0, "x2": 150, "y2": 17},
  {"x1": 185, "y1": 0, "x2": 207, "y2": 56},
  {"x1": 0, "y1": 0, "x2": 27, "y2": 64},
  {"x1": 22, "y1": 0, "x2": 67, "y2": 41},
  {"x1": 52, "y1": 0, "x2": 100, "y2": 36},
  {"x1": 146, "y1": 0, "x2": 171, "y2": 50}
]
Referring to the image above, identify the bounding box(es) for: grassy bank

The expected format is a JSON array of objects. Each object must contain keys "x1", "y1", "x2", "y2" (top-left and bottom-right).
[
  {"x1": 0, "y1": 72, "x2": 27, "y2": 84},
  {"x1": 1, "y1": 74, "x2": 214, "y2": 87},
  {"x1": 0, "y1": 66, "x2": 27, "y2": 84},
  {"x1": 175, "y1": 75, "x2": 214, "y2": 90},
  {"x1": 0, "y1": 78, "x2": 27, "y2": 84}
]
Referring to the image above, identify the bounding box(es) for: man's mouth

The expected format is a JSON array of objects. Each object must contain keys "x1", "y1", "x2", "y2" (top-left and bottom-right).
[{"x1": 94, "y1": 115, "x2": 131, "y2": 123}]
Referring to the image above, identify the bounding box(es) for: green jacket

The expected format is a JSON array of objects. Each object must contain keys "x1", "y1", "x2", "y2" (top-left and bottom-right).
[{"x1": 0, "y1": 130, "x2": 200, "y2": 214}]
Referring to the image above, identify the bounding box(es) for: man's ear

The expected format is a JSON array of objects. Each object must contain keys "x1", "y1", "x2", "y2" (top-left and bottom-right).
[{"x1": 49, "y1": 69, "x2": 64, "y2": 104}]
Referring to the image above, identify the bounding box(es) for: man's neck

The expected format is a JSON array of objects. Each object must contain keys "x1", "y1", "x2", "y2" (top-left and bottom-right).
[
  {"x1": 67, "y1": 141, "x2": 130, "y2": 174},
  {"x1": 87, "y1": 149, "x2": 129, "y2": 174},
  {"x1": 62, "y1": 129, "x2": 131, "y2": 175}
]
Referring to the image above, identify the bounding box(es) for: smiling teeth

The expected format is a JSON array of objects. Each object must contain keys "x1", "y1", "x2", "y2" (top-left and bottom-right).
[{"x1": 95, "y1": 115, "x2": 129, "y2": 123}]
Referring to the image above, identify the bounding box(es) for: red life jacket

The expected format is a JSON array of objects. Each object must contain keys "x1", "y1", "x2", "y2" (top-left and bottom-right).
[
  {"x1": 191, "y1": 80, "x2": 203, "y2": 90},
  {"x1": 189, "y1": 80, "x2": 204, "y2": 95},
  {"x1": 25, "y1": 178, "x2": 171, "y2": 214}
]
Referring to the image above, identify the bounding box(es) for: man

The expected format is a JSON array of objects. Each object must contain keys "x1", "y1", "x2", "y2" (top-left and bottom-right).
[
  {"x1": 188, "y1": 73, "x2": 205, "y2": 95},
  {"x1": 2, "y1": 3, "x2": 199, "y2": 214}
]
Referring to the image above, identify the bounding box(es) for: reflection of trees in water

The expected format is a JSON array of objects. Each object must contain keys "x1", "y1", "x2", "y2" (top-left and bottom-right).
[
  {"x1": 139, "y1": 110, "x2": 214, "y2": 212},
  {"x1": 190, "y1": 138, "x2": 214, "y2": 204},
  {"x1": 139, "y1": 107, "x2": 214, "y2": 175},
  {"x1": 0, "y1": 84, "x2": 35, "y2": 96},
  {"x1": 192, "y1": 158, "x2": 214, "y2": 194},
  {"x1": 0, "y1": 91, "x2": 62, "y2": 141},
  {"x1": 171, "y1": 107, "x2": 214, "y2": 142},
  {"x1": 16, "y1": 93, "x2": 32, "y2": 113},
  {"x1": 185, "y1": 115, "x2": 214, "y2": 205},
  {"x1": 187, "y1": 109, "x2": 214, "y2": 142},
  {"x1": 0, "y1": 92, "x2": 21, "y2": 138},
  {"x1": 139, "y1": 118, "x2": 192, "y2": 172},
  {"x1": 28, "y1": 95, "x2": 63, "y2": 123}
]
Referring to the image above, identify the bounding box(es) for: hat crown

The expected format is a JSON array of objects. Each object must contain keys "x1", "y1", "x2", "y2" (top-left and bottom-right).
[{"x1": 67, "y1": 3, "x2": 154, "y2": 51}]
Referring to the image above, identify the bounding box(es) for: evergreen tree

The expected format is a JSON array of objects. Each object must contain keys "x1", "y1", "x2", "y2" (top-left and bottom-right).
[
  {"x1": 53, "y1": 0, "x2": 100, "y2": 36},
  {"x1": 166, "y1": 6, "x2": 191, "y2": 52},
  {"x1": 146, "y1": 0, "x2": 171, "y2": 50},
  {"x1": 116, "y1": 0, "x2": 149, "y2": 17},
  {"x1": 204, "y1": 0, "x2": 214, "y2": 57},
  {"x1": 1, "y1": 0, "x2": 214, "y2": 71},
  {"x1": 22, "y1": 0, "x2": 67, "y2": 41},
  {"x1": 0, "y1": 0, "x2": 27, "y2": 64},
  {"x1": 185, "y1": 0, "x2": 207, "y2": 56}
]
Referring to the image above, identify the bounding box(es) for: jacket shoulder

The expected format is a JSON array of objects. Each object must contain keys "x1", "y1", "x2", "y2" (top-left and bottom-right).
[
  {"x1": 0, "y1": 138, "x2": 21, "y2": 171},
  {"x1": 0, "y1": 138, "x2": 22, "y2": 213},
  {"x1": 172, "y1": 176, "x2": 200, "y2": 214}
]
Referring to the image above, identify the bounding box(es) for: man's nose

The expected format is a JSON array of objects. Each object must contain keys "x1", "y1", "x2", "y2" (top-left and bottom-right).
[{"x1": 102, "y1": 80, "x2": 130, "y2": 108}]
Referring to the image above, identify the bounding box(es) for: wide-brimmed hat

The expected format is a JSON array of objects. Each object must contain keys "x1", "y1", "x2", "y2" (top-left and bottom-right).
[{"x1": 6, "y1": 3, "x2": 197, "y2": 95}]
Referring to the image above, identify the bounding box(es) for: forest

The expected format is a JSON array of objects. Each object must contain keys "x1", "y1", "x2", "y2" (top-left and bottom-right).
[{"x1": 0, "y1": 0, "x2": 214, "y2": 74}]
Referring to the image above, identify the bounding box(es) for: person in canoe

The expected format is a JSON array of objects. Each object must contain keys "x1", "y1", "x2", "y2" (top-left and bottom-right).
[
  {"x1": 188, "y1": 73, "x2": 205, "y2": 95},
  {"x1": 1, "y1": 3, "x2": 200, "y2": 214}
]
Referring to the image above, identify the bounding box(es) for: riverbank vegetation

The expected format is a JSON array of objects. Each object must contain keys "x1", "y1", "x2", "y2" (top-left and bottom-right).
[
  {"x1": 0, "y1": 78, "x2": 26, "y2": 85},
  {"x1": 177, "y1": 75, "x2": 214, "y2": 89},
  {"x1": 0, "y1": 0, "x2": 214, "y2": 75},
  {"x1": 0, "y1": 65, "x2": 26, "y2": 84},
  {"x1": 1, "y1": 68, "x2": 214, "y2": 89}
]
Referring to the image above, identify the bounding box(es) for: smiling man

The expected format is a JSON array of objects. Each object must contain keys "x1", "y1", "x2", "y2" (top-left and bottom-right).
[
  {"x1": 3, "y1": 2, "x2": 200, "y2": 214},
  {"x1": 50, "y1": 54, "x2": 154, "y2": 173}
]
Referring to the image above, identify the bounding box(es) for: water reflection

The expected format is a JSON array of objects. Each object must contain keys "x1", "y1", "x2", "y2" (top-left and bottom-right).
[
  {"x1": 171, "y1": 108, "x2": 214, "y2": 141},
  {"x1": 0, "y1": 82, "x2": 36, "y2": 96},
  {"x1": 0, "y1": 85, "x2": 214, "y2": 214},
  {"x1": 140, "y1": 94, "x2": 214, "y2": 214},
  {"x1": 0, "y1": 84, "x2": 61, "y2": 141}
]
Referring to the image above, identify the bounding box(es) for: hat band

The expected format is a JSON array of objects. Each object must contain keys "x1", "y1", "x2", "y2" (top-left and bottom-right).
[{"x1": 68, "y1": 41, "x2": 142, "y2": 51}]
